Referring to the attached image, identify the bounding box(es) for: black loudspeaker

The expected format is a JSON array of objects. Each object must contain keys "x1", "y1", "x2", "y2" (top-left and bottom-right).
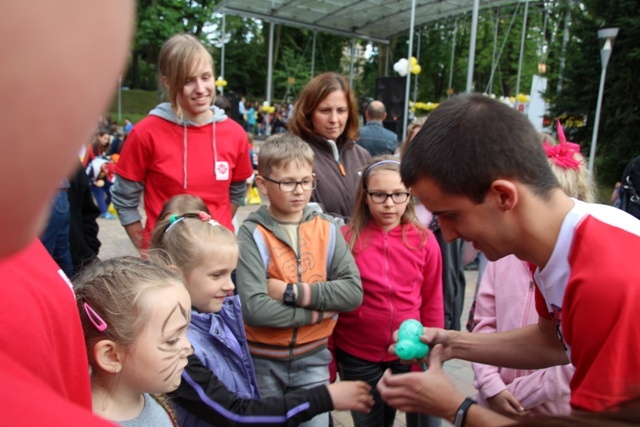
[
  {"x1": 375, "y1": 77, "x2": 406, "y2": 122},
  {"x1": 382, "y1": 120, "x2": 400, "y2": 139},
  {"x1": 224, "y1": 91, "x2": 242, "y2": 124},
  {"x1": 375, "y1": 77, "x2": 406, "y2": 140}
]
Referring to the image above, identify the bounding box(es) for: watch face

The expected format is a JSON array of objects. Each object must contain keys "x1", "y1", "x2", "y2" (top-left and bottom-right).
[{"x1": 284, "y1": 284, "x2": 295, "y2": 304}]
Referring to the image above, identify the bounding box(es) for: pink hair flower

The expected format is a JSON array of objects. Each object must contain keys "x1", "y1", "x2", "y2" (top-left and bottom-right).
[
  {"x1": 544, "y1": 120, "x2": 583, "y2": 170},
  {"x1": 199, "y1": 211, "x2": 212, "y2": 221}
]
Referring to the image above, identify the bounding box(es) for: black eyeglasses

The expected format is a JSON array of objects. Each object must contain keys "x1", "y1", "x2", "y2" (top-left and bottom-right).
[
  {"x1": 263, "y1": 176, "x2": 318, "y2": 192},
  {"x1": 367, "y1": 191, "x2": 411, "y2": 204}
]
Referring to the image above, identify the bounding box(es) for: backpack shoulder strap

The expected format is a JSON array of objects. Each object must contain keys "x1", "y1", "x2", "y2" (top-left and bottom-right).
[{"x1": 620, "y1": 156, "x2": 640, "y2": 212}]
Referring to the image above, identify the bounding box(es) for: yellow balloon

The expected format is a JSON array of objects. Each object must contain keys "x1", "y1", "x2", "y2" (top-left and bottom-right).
[
  {"x1": 410, "y1": 57, "x2": 418, "y2": 66},
  {"x1": 411, "y1": 64, "x2": 421, "y2": 75}
]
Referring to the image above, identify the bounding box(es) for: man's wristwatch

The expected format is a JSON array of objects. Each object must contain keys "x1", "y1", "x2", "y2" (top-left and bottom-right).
[
  {"x1": 283, "y1": 283, "x2": 296, "y2": 306},
  {"x1": 454, "y1": 397, "x2": 476, "y2": 427}
]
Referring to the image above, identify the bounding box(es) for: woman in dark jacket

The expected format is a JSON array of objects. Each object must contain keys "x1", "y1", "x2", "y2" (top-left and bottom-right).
[{"x1": 288, "y1": 72, "x2": 371, "y2": 225}]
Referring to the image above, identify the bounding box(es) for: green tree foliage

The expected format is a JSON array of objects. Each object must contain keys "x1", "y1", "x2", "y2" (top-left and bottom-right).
[
  {"x1": 417, "y1": 22, "x2": 458, "y2": 100},
  {"x1": 210, "y1": 15, "x2": 265, "y2": 98},
  {"x1": 549, "y1": 0, "x2": 640, "y2": 184},
  {"x1": 269, "y1": 27, "x2": 348, "y2": 103},
  {"x1": 129, "y1": 5, "x2": 351, "y2": 102},
  {"x1": 130, "y1": 0, "x2": 217, "y2": 89}
]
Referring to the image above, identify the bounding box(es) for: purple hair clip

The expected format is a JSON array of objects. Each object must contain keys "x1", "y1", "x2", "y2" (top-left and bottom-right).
[{"x1": 83, "y1": 302, "x2": 108, "y2": 332}]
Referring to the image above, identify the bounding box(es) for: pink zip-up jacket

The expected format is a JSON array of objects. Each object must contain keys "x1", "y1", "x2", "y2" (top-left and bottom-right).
[
  {"x1": 333, "y1": 222, "x2": 444, "y2": 362},
  {"x1": 472, "y1": 255, "x2": 574, "y2": 416}
]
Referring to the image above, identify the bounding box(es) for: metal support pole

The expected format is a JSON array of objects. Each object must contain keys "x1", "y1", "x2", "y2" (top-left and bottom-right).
[
  {"x1": 448, "y1": 21, "x2": 457, "y2": 98},
  {"x1": 220, "y1": 14, "x2": 226, "y2": 96},
  {"x1": 488, "y1": 10, "x2": 500, "y2": 94},
  {"x1": 589, "y1": 67, "x2": 607, "y2": 175},
  {"x1": 117, "y1": 75, "x2": 122, "y2": 122},
  {"x1": 515, "y1": 0, "x2": 529, "y2": 97},
  {"x1": 349, "y1": 38, "x2": 356, "y2": 87},
  {"x1": 413, "y1": 28, "x2": 421, "y2": 102},
  {"x1": 466, "y1": 0, "x2": 480, "y2": 93},
  {"x1": 266, "y1": 22, "x2": 275, "y2": 136},
  {"x1": 385, "y1": 44, "x2": 390, "y2": 76},
  {"x1": 588, "y1": 28, "x2": 618, "y2": 175},
  {"x1": 403, "y1": 0, "x2": 416, "y2": 140},
  {"x1": 311, "y1": 31, "x2": 317, "y2": 78},
  {"x1": 557, "y1": 0, "x2": 572, "y2": 94}
]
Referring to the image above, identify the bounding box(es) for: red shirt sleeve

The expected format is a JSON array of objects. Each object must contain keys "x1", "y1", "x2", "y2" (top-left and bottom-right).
[{"x1": 534, "y1": 284, "x2": 551, "y2": 320}]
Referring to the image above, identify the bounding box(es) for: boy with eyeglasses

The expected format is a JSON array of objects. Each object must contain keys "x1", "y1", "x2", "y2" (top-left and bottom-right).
[{"x1": 236, "y1": 132, "x2": 363, "y2": 427}]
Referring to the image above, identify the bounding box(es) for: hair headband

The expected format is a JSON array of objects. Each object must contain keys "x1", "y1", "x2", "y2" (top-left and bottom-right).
[
  {"x1": 543, "y1": 120, "x2": 582, "y2": 171},
  {"x1": 165, "y1": 211, "x2": 220, "y2": 233},
  {"x1": 362, "y1": 159, "x2": 401, "y2": 188}
]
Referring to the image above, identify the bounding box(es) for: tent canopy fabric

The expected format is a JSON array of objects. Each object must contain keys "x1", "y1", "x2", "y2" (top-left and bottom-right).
[{"x1": 216, "y1": 0, "x2": 524, "y2": 44}]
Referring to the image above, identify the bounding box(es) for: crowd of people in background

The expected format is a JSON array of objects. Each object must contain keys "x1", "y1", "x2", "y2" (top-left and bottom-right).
[
  {"x1": 237, "y1": 99, "x2": 293, "y2": 136},
  {"x1": 4, "y1": 6, "x2": 640, "y2": 426}
]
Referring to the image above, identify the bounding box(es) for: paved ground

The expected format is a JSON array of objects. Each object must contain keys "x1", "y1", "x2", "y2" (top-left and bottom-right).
[{"x1": 96, "y1": 204, "x2": 479, "y2": 427}]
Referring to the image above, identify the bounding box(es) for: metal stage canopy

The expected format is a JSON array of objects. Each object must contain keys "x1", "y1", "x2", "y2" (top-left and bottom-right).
[
  {"x1": 215, "y1": 0, "x2": 523, "y2": 44},
  {"x1": 215, "y1": 0, "x2": 533, "y2": 138}
]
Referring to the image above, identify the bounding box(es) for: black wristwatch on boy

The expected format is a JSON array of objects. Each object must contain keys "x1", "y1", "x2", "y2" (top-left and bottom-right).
[
  {"x1": 454, "y1": 397, "x2": 476, "y2": 427},
  {"x1": 283, "y1": 283, "x2": 296, "y2": 306}
]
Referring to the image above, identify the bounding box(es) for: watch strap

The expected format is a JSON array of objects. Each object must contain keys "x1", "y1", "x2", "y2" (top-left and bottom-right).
[{"x1": 454, "y1": 397, "x2": 476, "y2": 427}]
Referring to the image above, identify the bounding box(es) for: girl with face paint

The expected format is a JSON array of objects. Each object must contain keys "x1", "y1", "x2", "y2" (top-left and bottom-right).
[{"x1": 74, "y1": 256, "x2": 193, "y2": 426}]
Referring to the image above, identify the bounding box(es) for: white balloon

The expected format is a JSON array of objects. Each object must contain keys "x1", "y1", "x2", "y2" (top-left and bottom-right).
[{"x1": 393, "y1": 58, "x2": 408, "y2": 77}]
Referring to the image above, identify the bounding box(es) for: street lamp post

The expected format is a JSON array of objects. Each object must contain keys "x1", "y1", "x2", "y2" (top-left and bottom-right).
[{"x1": 588, "y1": 27, "x2": 619, "y2": 176}]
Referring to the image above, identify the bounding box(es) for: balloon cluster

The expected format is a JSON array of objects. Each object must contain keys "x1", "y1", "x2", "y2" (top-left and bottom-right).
[
  {"x1": 215, "y1": 76, "x2": 228, "y2": 88},
  {"x1": 261, "y1": 101, "x2": 275, "y2": 114},
  {"x1": 413, "y1": 101, "x2": 439, "y2": 112},
  {"x1": 496, "y1": 93, "x2": 530, "y2": 108},
  {"x1": 393, "y1": 57, "x2": 422, "y2": 77},
  {"x1": 395, "y1": 319, "x2": 429, "y2": 360}
]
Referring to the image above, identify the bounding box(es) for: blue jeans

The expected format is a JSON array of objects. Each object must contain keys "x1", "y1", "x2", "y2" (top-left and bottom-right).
[
  {"x1": 40, "y1": 189, "x2": 73, "y2": 278},
  {"x1": 90, "y1": 180, "x2": 112, "y2": 214},
  {"x1": 252, "y1": 349, "x2": 331, "y2": 427}
]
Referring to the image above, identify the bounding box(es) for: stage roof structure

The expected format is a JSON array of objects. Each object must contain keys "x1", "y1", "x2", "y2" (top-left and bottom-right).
[
  {"x1": 215, "y1": 0, "x2": 526, "y2": 44},
  {"x1": 214, "y1": 0, "x2": 541, "y2": 140}
]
